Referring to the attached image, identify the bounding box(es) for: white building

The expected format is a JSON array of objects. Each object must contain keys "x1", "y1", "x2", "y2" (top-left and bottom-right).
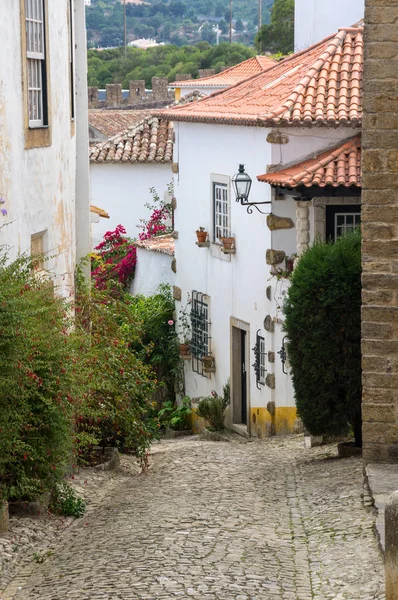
[
  {"x1": 131, "y1": 235, "x2": 175, "y2": 297},
  {"x1": 159, "y1": 25, "x2": 363, "y2": 437},
  {"x1": 295, "y1": 0, "x2": 364, "y2": 50},
  {"x1": 170, "y1": 56, "x2": 276, "y2": 101},
  {"x1": 89, "y1": 117, "x2": 174, "y2": 247},
  {"x1": 0, "y1": 0, "x2": 90, "y2": 296}
]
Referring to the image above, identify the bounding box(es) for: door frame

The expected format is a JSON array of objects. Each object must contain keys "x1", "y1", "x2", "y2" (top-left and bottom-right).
[{"x1": 230, "y1": 317, "x2": 251, "y2": 437}]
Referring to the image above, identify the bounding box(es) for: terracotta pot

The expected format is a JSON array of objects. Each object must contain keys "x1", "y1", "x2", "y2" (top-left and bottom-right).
[
  {"x1": 220, "y1": 237, "x2": 235, "y2": 250},
  {"x1": 285, "y1": 258, "x2": 294, "y2": 273},
  {"x1": 196, "y1": 230, "x2": 208, "y2": 243},
  {"x1": 179, "y1": 343, "x2": 190, "y2": 356}
]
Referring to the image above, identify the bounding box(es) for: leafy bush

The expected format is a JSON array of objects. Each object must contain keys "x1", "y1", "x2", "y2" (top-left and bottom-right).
[
  {"x1": 196, "y1": 382, "x2": 230, "y2": 431},
  {"x1": 50, "y1": 483, "x2": 86, "y2": 518},
  {"x1": 91, "y1": 225, "x2": 137, "y2": 292},
  {"x1": 158, "y1": 397, "x2": 191, "y2": 431},
  {"x1": 283, "y1": 232, "x2": 362, "y2": 445},
  {"x1": 0, "y1": 255, "x2": 75, "y2": 502}
]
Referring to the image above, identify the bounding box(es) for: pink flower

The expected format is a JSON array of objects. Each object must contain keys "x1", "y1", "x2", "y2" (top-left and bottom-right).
[{"x1": 168, "y1": 320, "x2": 174, "y2": 326}]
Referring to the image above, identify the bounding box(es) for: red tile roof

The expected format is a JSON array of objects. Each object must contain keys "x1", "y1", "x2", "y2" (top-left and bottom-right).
[
  {"x1": 158, "y1": 27, "x2": 363, "y2": 127},
  {"x1": 135, "y1": 234, "x2": 175, "y2": 256},
  {"x1": 89, "y1": 109, "x2": 152, "y2": 138},
  {"x1": 170, "y1": 56, "x2": 276, "y2": 88},
  {"x1": 258, "y1": 136, "x2": 361, "y2": 189},
  {"x1": 89, "y1": 117, "x2": 173, "y2": 164}
]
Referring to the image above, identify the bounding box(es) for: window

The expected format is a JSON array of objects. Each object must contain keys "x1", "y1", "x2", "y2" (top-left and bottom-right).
[
  {"x1": 325, "y1": 205, "x2": 361, "y2": 241},
  {"x1": 213, "y1": 182, "x2": 230, "y2": 242},
  {"x1": 253, "y1": 330, "x2": 266, "y2": 389},
  {"x1": 190, "y1": 291, "x2": 211, "y2": 376},
  {"x1": 31, "y1": 232, "x2": 45, "y2": 271},
  {"x1": 69, "y1": 0, "x2": 75, "y2": 120},
  {"x1": 25, "y1": 0, "x2": 48, "y2": 128},
  {"x1": 335, "y1": 212, "x2": 361, "y2": 239}
]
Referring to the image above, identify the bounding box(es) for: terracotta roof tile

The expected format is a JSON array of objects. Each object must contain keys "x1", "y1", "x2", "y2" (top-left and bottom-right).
[
  {"x1": 158, "y1": 27, "x2": 363, "y2": 127},
  {"x1": 90, "y1": 205, "x2": 110, "y2": 218},
  {"x1": 88, "y1": 110, "x2": 152, "y2": 138},
  {"x1": 134, "y1": 234, "x2": 175, "y2": 256},
  {"x1": 170, "y1": 55, "x2": 276, "y2": 88},
  {"x1": 258, "y1": 136, "x2": 361, "y2": 188},
  {"x1": 89, "y1": 117, "x2": 174, "y2": 164}
]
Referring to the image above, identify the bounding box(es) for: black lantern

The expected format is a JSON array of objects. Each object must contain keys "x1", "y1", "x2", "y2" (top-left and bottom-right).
[
  {"x1": 232, "y1": 164, "x2": 252, "y2": 205},
  {"x1": 232, "y1": 164, "x2": 271, "y2": 214}
]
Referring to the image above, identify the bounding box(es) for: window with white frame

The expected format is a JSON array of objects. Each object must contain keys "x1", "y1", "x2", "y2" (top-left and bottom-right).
[
  {"x1": 335, "y1": 212, "x2": 361, "y2": 239},
  {"x1": 25, "y1": 0, "x2": 48, "y2": 128},
  {"x1": 213, "y1": 182, "x2": 230, "y2": 242},
  {"x1": 190, "y1": 291, "x2": 211, "y2": 377}
]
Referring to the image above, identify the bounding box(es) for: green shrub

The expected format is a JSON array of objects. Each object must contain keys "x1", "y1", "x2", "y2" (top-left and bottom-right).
[
  {"x1": 50, "y1": 483, "x2": 85, "y2": 518},
  {"x1": 196, "y1": 382, "x2": 230, "y2": 431},
  {"x1": 0, "y1": 255, "x2": 75, "y2": 502},
  {"x1": 283, "y1": 232, "x2": 362, "y2": 445},
  {"x1": 158, "y1": 397, "x2": 191, "y2": 431}
]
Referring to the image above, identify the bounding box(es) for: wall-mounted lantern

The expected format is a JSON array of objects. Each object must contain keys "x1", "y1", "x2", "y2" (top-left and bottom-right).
[{"x1": 232, "y1": 164, "x2": 271, "y2": 214}]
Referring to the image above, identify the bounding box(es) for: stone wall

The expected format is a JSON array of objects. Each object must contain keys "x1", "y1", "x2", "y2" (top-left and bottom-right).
[
  {"x1": 88, "y1": 77, "x2": 174, "y2": 109},
  {"x1": 362, "y1": 0, "x2": 398, "y2": 462}
]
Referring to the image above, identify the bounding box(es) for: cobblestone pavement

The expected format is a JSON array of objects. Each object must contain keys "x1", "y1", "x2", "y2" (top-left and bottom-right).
[{"x1": 2, "y1": 436, "x2": 384, "y2": 600}]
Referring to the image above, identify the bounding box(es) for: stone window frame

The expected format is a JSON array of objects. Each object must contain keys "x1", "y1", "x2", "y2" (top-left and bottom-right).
[
  {"x1": 20, "y1": 0, "x2": 52, "y2": 149},
  {"x1": 313, "y1": 197, "x2": 361, "y2": 242},
  {"x1": 210, "y1": 173, "x2": 231, "y2": 245}
]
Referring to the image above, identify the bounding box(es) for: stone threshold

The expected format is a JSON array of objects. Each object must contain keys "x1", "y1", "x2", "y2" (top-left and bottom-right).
[{"x1": 365, "y1": 463, "x2": 398, "y2": 552}]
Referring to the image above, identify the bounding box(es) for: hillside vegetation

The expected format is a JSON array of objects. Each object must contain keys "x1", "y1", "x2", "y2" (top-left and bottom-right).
[
  {"x1": 86, "y1": 0, "x2": 276, "y2": 48},
  {"x1": 87, "y1": 42, "x2": 256, "y2": 87}
]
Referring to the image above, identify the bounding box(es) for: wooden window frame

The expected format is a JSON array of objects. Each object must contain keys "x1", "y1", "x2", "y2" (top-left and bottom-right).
[
  {"x1": 211, "y1": 174, "x2": 231, "y2": 244},
  {"x1": 20, "y1": 0, "x2": 52, "y2": 148}
]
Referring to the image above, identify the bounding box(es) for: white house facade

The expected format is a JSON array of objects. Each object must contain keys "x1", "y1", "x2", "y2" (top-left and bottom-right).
[
  {"x1": 159, "y1": 25, "x2": 363, "y2": 437},
  {"x1": 131, "y1": 234, "x2": 175, "y2": 297},
  {"x1": 89, "y1": 117, "x2": 174, "y2": 247},
  {"x1": 294, "y1": 0, "x2": 364, "y2": 51},
  {"x1": 0, "y1": 0, "x2": 90, "y2": 295}
]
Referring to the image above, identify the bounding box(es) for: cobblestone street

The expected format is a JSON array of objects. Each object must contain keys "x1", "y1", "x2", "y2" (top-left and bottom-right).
[{"x1": 2, "y1": 436, "x2": 384, "y2": 600}]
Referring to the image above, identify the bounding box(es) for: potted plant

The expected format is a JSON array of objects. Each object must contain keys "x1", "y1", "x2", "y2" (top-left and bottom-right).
[
  {"x1": 285, "y1": 254, "x2": 297, "y2": 275},
  {"x1": 196, "y1": 227, "x2": 208, "y2": 243},
  {"x1": 180, "y1": 341, "x2": 191, "y2": 356},
  {"x1": 196, "y1": 382, "x2": 230, "y2": 432},
  {"x1": 219, "y1": 235, "x2": 235, "y2": 250},
  {"x1": 158, "y1": 397, "x2": 192, "y2": 438}
]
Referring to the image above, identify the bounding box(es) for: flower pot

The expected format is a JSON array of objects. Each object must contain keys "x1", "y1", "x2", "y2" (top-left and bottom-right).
[
  {"x1": 285, "y1": 258, "x2": 294, "y2": 274},
  {"x1": 220, "y1": 237, "x2": 235, "y2": 250},
  {"x1": 196, "y1": 230, "x2": 208, "y2": 243},
  {"x1": 179, "y1": 343, "x2": 190, "y2": 356}
]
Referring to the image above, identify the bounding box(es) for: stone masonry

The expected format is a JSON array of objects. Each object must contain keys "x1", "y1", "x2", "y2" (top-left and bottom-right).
[
  {"x1": 362, "y1": 0, "x2": 398, "y2": 462},
  {"x1": 1, "y1": 437, "x2": 384, "y2": 600},
  {"x1": 88, "y1": 77, "x2": 174, "y2": 110}
]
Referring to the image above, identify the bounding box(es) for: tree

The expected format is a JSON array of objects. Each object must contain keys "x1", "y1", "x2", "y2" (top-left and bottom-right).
[
  {"x1": 235, "y1": 18, "x2": 244, "y2": 32},
  {"x1": 283, "y1": 232, "x2": 362, "y2": 446},
  {"x1": 255, "y1": 0, "x2": 294, "y2": 55}
]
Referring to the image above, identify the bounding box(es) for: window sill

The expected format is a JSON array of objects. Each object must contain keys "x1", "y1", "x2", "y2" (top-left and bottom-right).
[
  {"x1": 196, "y1": 241, "x2": 210, "y2": 248},
  {"x1": 25, "y1": 126, "x2": 52, "y2": 150}
]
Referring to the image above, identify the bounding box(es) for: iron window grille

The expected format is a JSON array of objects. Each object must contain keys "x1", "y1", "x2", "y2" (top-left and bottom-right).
[
  {"x1": 190, "y1": 291, "x2": 211, "y2": 376},
  {"x1": 253, "y1": 330, "x2": 266, "y2": 389},
  {"x1": 213, "y1": 182, "x2": 230, "y2": 242},
  {"x1": 25, "y1": 0, "x2": 48, "y2": 128}
]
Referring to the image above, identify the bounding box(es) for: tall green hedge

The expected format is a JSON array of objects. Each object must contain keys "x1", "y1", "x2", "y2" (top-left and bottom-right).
[{"x1": 283, "y1": 232, "x2": 362, "y2": 445}]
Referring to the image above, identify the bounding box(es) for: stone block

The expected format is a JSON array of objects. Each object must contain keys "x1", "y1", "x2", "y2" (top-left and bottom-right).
[
  {"x1": 172, "y1": 162, "x2": 179, "y2": 174},
  {"x1": 173, "y1": 285, "x2": 182, "y2": 301},
  {"x1": 268, "y1": 351, "x2": 275, "y2": 363},
  {"x1": 171, "y1": 258, "x2": 177, "y2": 273},
  {"x1": 266, "y1": 249, "x2": 286, "y2": 266},
  {"x1": 362, "y1": 403, "x2": 396, "y2": 423},
  {"x1": 385, "y1": 491, "x2": 398, "y2": 599},
  {"x1": 0, "y1": 502, "x2": 9, "y2": 532},
  {"x1": 266, "y1": 401, "x2": 275, "y2": 416},
  {"x1": 198, "y1": 69, "x2": 216, "y2": 78},
  {"x1": 266, "y1": 131, "x2": 289, "y2": 144},
  {"x1": 263, "y1": 315, "x2": 274, "y2": 332},
  {"x1": 88, "y1": 86, "x2": 99, "y2": 105},
  {"x1": 266, "y1": 214, "x2": 294, "y2": 231},
  {"x1": 266, "y1": 285, "x2": 272, "y2": 300},
  {"x1": 106, "y1": 84, "x2": 122, "y2": 106},
  {"x1": 266, "y1": 373, "x2": 275, "y2": 389},
  {"x1": 129, "y1": 80, "x2": 145, "y2": 102},
  {"x1": 175, "y1": 73, "x2": 192, "y2": 81},
  {"x1": 152, "y1": 77, "x2": 169, "y2": 100}
]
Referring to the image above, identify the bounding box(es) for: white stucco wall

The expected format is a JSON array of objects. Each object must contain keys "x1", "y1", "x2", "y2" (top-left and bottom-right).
[
  {"x1": 0, "y1": 0, "x2": 89, "y2": 296},
  {"x1": 131, "y1": 248, "x2": 174, "y2": 297},
  {"x1": 90, "y1": 162, "x2": 173, "y2": 247},
  {"x1": 295, "y1": 0, "x2": 364, "y2": 50}
]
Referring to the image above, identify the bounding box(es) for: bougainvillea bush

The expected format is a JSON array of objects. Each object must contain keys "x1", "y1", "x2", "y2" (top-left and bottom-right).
[
  {"x1": 0, "y1": 255, "x2": 75, "y2": 502},
  {"x1": 138, "y1": 184, "x2": 173, "y2": 241},
  {"x1": 71, "y1": 273, "x2": 157, "y2": 468},
  {"x1": 91, "y1": 225, "x2": 137, "y2": 292}
]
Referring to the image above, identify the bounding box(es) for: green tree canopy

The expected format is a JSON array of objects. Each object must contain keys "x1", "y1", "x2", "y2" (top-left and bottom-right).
[{"x1": 255, "y1": 0, "x2": 294, "y2": 55}]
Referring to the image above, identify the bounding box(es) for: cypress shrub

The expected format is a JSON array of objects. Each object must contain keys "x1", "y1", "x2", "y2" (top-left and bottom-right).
[{"x1": 283, "y1": 232, "x2": 362, "y2": 445}]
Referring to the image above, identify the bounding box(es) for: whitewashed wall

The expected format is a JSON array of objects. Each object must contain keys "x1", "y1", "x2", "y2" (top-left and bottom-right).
[
  {"x1": 295, "y1": 0, "x2": 364, "y2": 51},
  {"x1": 179, "y1": 86, "x2": 224, "y2": 98},
  {"x1": 174, "y1": 121, "x2": 273, "y2": 422},
  {"x1": 90, "y1": 162, "x2": 173, "y2": 247},
  {"x1": 131, "y1": 248, "x2": 174, "y2": 296},
  {"x1": 0, "y1": 0, "x2": 90, "y2": 296}
]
